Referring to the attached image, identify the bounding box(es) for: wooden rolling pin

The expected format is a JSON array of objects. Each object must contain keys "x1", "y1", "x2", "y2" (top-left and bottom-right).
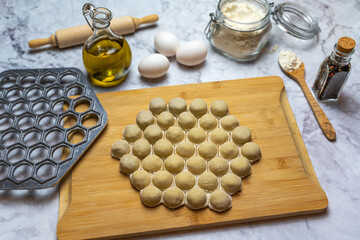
[{"x1": 28, "y1": 14, "x2": 159, "y2": 49}]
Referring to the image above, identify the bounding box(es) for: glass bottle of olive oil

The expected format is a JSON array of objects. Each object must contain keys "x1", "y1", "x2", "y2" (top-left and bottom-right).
[{"x1": 82, "y1": 3, "x2": 132, "y2": 87}]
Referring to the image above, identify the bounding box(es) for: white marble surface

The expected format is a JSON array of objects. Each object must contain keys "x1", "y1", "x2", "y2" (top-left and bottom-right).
[{"x1": 0, "y1": 0, "x2": 359, "y2": 239}]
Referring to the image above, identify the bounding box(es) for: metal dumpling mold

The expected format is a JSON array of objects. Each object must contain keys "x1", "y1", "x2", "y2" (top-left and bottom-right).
[{"x1": 0, "y1": 68, "x2": 107, "y2": 189}]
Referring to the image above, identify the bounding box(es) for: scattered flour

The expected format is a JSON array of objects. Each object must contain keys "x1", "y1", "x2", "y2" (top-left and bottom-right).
[{"x1": 278, "y1": 49, "x2": 302, "y2": 72}]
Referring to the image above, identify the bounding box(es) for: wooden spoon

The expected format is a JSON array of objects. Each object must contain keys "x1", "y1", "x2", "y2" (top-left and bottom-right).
[{"x1": 279, "y1": 63, "x2": 336, "y2": 141}]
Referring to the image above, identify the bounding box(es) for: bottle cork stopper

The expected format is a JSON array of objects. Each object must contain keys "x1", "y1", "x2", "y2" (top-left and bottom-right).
[{"x1": 337, "y1": 37, "x2": 356, "y2": 53}]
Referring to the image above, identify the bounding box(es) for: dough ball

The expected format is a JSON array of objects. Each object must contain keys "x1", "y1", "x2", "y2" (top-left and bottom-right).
[
  {"x1": 175, "y1": 171, "x2": 196, "y2": 190},
  {"x1": 198, "y1": 171, "x2": 218, "y2": 192},
  {"x1": 123, "y1": 124, "x2": 142, "y2": 142},
  {"x1": 189, "y1": 98, "x2": 208, "y2": 117},
  {"x1": 132, "y1": 139, "x2": 151, "y2": 159},
  {"x1": 111, "y1": 140, "x2": 130, "y2": 159},
  {"x1": 220, "y1": 115, "x2": 239, "y2": 131},
  {"x1": 230, "y1": 156, "x2": 251, "y2": 178},
  {"x1": 187, "y1": 127, "x2": 206, "y2": 144},
  {"x1": 232, "y1": 126, "x2": 252, "y2": 145},
  {"x1": 149, "y1": 97, "x2": 167, "y2": 115},
  {"x1": 209, "y1": 157, "x2": 229, "y2": 177},
  {"x1": 198, "y1": 141, "x2": 218, "y2": 160},
  {"x1": 220, "y1": 142, "x2": 239, "y2": 159},
  {"x1": 176, "y1": 141, "x2": 195, "y2": 158},
  {"x1": 164, "y1": 155, "x2": 185, "y2": 174},
  {"x1": 199, "y1": 114, "x2": 218, "y2": 131},
  {"x1": 186, "y1": 187, "x2": 207, "y2": 210},
  {"x1": 136, "y1": 110, "x2": 155, "y2": 130},
  {"x1": 157, "y1": 111, "x2": 175, "y2": 130},
  {"x1": 144, "y1": 124, "x2": 163, "y2": 144},
  {"x1": 209, "y1": 128, "x2": 228, "y2": 145},
  {"x1": 153, "y1": 170, "x2": 173, "y2": 190},
  {"x1": 178, "y1": 112, "x2": 196, "y2": 130},
  {"x1": 168, "y1": 97, "x2": 187, "y2": 116},
  {"x1": 241, "y1": 142, "x2": 261, "y2": 163},
  {"x1": 163, "y1": 187, "x2": 184, "y2": 209},
  {"x1": 130, "y1": 169, "x2": 151, "y2": 190},
  {"x1": 166, "y1": 126, "x2": 184, "y2": 144},
  {"x1": 153, "y1": 139, "x2": 173, "y2": 158},
  {"x1": 142, "y1": 155, "x2": 163, "y2": 173},
  {"x1": 119, "y1": 154, "x2": 140, "y2": 174},
  {"x1": 140, "y1": 185, "x2": 162, "y2": 207},
  {"x1": 210, "y1": 100, "x2": 228, "y2": 117},
  {"x1": 209, "y1": 190, "x2": 231, "y2": 212},
  {"x1": 221, "y1": 173, "x2": 242, "y2": 195},
  {"x1": 186, "y1": 156, "x2": 207, "y2": 175}
]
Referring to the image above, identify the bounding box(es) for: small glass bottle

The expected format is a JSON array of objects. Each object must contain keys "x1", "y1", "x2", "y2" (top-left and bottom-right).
[
  {"x1": 312, "y1": 37, "x2": 356, "y2": 102},
  {"x1": 82, "y1": 3, "x2": 132, "y2": 87}
]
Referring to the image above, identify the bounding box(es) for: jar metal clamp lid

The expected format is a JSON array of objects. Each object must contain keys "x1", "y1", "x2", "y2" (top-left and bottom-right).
[{"x1": 205, "y1": 1, "x2": 321, "y2": 41}]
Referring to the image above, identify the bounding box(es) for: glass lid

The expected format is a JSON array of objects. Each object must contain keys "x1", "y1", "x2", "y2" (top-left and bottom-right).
[{"x1": 272, "y1": 2, "x2": 321, "y2": 40}]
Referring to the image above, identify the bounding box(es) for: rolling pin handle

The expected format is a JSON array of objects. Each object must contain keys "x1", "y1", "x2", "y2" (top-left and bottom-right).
[
  {"x1": 133, "y1": 14, "x2": 159, "y2": 29},
  {"x1": 28, "y1": 34, "x2": 57, "y2": 48}
]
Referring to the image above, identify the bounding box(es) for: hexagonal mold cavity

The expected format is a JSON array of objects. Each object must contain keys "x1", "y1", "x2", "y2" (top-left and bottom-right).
[
  {"x1": 60, "y1": 113, "x2": 77, "y2": 129},
  {"x1": 52, "y1": 98, "x2": 70, "y2": 115},
  {"x1": 5, "y1": 87, "x2": 23, "y2": 102},
  {"x1": 0, "y1": 114, "x2": 14, "y2": 131},
  {"x1": 0, "y1": 68, "x2": 107, "y2": 189},
  {"x1": 25, "y1": 86, "x2": 43, "y2": 101},
  {"x1": 0, "y1": 101, "x2": 8, "y2": 115},
  {"x1": 7, "y1": 146, "x2": 26, "y2": 164},
  {"x1": 23, "y1": 130, "x2": 42, "y2": 146},
  {"x1": 13, "y1": 164, "x2": 32, "y2": 182},
  {"x1": 36, "y1": 162, "x2": 57, "y2": 182},
  {"x1": 1, "y1": 130, "x2": 20, "y2": 147},
  {"x1": 20, "y1": 73, "x2": 37, "y2": 87},
  {"x1": 66, "y1": 84, "x2": 84, "y2": 99},
  {"x1": 0, "y1": 164, "x2": 10, "y2": 181},
  {"x1": 38, "y1": 114, "x2": 57, "y2": 130},
  {"x1": 39, "y1": 72, "x2": 57, "y2": 87},
  {"x1": 17, "y1": 114, "x2": 36, "y2": 131},
  {"x1": 81, "y1": 112, "x2": 99, "y2": 129},
  {"x1": 11, "y1": 101, "x2": 29, "y2": 116},
  {"x1": 60, "y1": 72, "x2": 77, "y2": 86},
  {"x1": 29, "y1": 144, "x2": 49, "y2": 164},
  {"x1": 45, "y1": 128, "x2": 64, "y2": 146},
  {"x1": 74, "y1": 98, "x2": 91, "y2": 113},
  {"x1": 46, "y1": 85, "x2": 64, "y2": 100},
  {"x1": 67, "y1": 128, "x2": 86, "y2": 145},
  {"x1": 32, "y1": 99, "x2": 50, "y2": 115},
  {"x1": 0, "y1": 73, "x2": 17, "y2": 88},
  {"x1": 52, "y1": 144, "x2": 72, "y2": 162}
]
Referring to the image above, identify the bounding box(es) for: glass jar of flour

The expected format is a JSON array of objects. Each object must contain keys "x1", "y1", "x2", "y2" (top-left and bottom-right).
[{"x1": 205, "y1": 0, "x2": 321, "y2": 61}]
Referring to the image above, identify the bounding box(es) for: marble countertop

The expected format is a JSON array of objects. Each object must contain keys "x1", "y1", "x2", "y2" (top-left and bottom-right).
[{"x1": 1, "y1": 0, "x2": 359, "y2": 239}]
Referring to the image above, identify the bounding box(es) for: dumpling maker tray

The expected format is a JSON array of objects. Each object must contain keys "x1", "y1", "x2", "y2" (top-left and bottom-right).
[{"x1": 0, "y1": 68, "x2": 108, "y2": 189}]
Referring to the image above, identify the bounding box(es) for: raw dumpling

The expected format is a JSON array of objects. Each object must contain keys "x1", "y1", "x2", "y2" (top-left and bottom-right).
[
  {"x1": 209, "y1": 128, "x2": 228, "y2": 145},
  {"x1": 123, "y1": 124, "x2": 142, "y2": 142},
  {"x1": 142, "y1": 155, "x2": 163, "y2": 173},
  {"x1": 111, "y1": 140, "x2": 130, "y2": 159},
  {"x1": 157, "y1": 111, "x2": 175, "y2": 130},
  {"x1": 132, "y1": 138, "x2": 151, "y2": 159},
  {"x1": 140, "y1": 185, "x2": 162, "y2": 207},
  {"x1": 164, "y1": 155, "x2": 185, "y2": 174},
  {"x1": 220, "y1": 142, "x2": 239, "y2": 159},
  {"x1": 198, "y1": 141, "x2": 217, "y2": 160},
  {"x1": 178, "y1": 112, "x2": 196, "y2": 130},
  {"x1": 176, "y1": 141, "x2": 195, "y2": 158},
  {"x1": 149, "y1": 97, "x2": 167, "y2": 115},
  {"x1": 186, "y1": 156, "x2": 207, "y2": 175},
  {"x1": 187, "y1": 127, "x2": 206, "y2": 144},
  {"x1": 230, "y1": 156, "x2": 251, "y2": 178},
  {"x1": 136, "y1": 110, "x2": 154, "y2": 130},
  {"x1": 210, "y1": 100, "x2": 228, "y2": 117},
  {"x1": 241, "y1": 142, "x2": 261, "y2": 163},
  {"x1": 168, "y1": 98, "x2": 187, "y2": 116},
  {"x1": 166, "y1": 126, "x2": 185, "y2": 144},
  {"x1": 154, "y1": 139, "x2": 173, "y2": 158},
  {"x1": 209, "y1": 190, "x2": 231, "y2": 212},
  {"x1": 119, "y1": 154, "x2": 140, "y2": 174},
  {"x1": 209, "y1": 157, "x2": 229, "y2": 177},
  {"x1": 189, "y1": 98, "x2": 208, "y2": 117},
  {"x1": 220, "y1": 115, "x2": 239, "y2": 131},
  {"x1": 175, "y1": 171, "x2": 196, "y2": 190},
  {"x1": 199, "y1": 114, "x2": 217, "y2": 131},
  {"x1": 153, "y1": 170, "x2": 173, "y2": 190},
  {"x1": 163, "y1": 187, "x2": 184, "y2": 209},
  {"x1": 232, "y1": 126, "x2": 251, "y2": 145},
  {"x1": 144, "y1": 124, "x2": 163, "y2": 144},
  {"x1": 221, "y1": 173, "x2": 242, "y2": 195},
  {"x1": 186, "y1": 187, "x2": 207, "y2": 209},
  {"x1": 198, "y1": 171, "x2": 218, "y2": 192},
  {"x1": 130, "y1": 169, "x2": 151, "y2": 190}
]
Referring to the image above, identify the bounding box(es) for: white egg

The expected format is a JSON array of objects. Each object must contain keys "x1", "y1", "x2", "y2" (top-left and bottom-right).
[
  {"x1": 176, "y1": 41, "x2": 207, "y2": 66},
  {"x1": 138, "y1": 53, "x2": 170, "y2": 78},
  {"x1": 154, "y1": 31, "x2": 180, "y2": 57}
]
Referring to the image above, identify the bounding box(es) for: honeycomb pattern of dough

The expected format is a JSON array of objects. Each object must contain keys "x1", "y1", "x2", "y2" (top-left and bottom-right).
[{"x1": 111, "y1": 97, "x2": 261, "y2": 212}]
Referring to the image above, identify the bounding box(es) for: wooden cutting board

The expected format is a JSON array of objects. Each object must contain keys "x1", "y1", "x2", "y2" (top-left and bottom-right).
[{"x1": 57, "y1": 76, "x2": 328, "y2": 240}]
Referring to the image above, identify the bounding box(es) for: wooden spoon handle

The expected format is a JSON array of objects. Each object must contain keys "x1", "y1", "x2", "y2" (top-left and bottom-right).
[{"x1": 299, "y1": 81, "x2": 336, "y2": 141}]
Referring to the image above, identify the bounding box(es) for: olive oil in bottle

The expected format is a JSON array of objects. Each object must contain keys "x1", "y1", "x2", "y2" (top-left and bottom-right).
[{"x1": 82, "y1": 3, "x2": 132, "y2": 87}]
